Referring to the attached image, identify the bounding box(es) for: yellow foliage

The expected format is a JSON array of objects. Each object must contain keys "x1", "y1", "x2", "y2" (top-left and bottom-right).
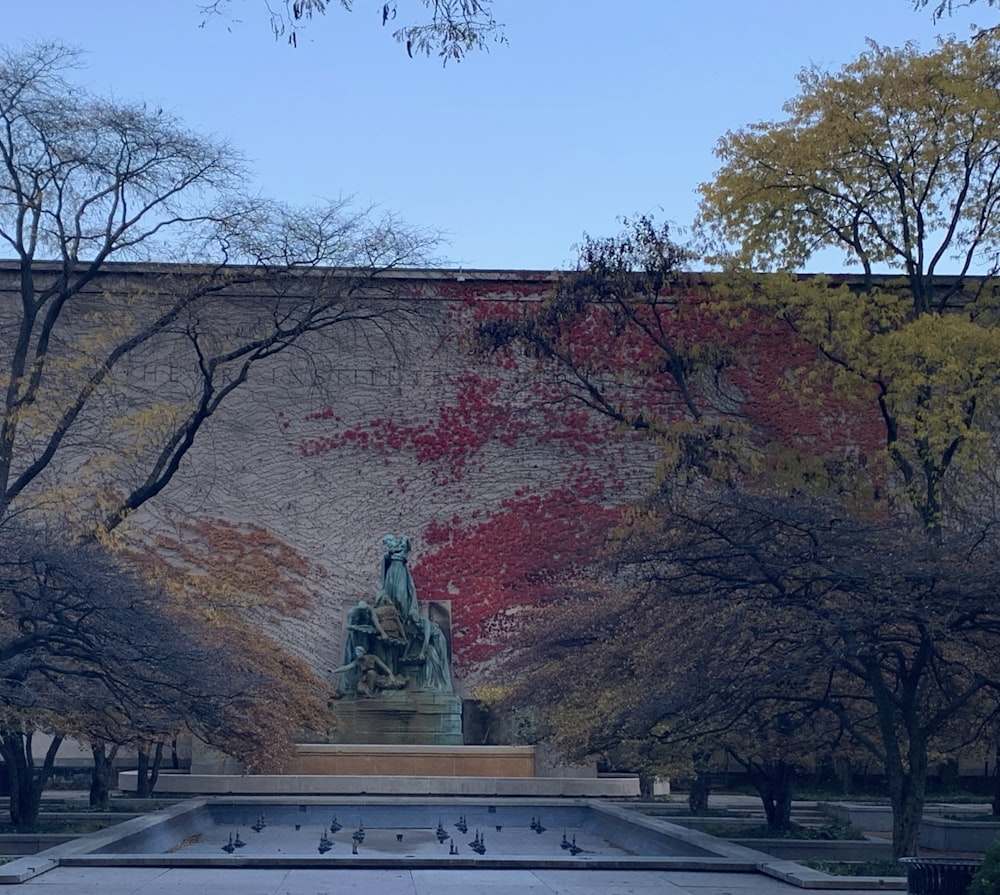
[
  {"x1": 109, "y1": 516, "x2": 327, "y2": 622},
  {"x1": 700, "y1": 35, "x2": 1000, "y2": 279},
  {"x1": 699, "y1": 34, "x2": 1000, "y2": 528}
]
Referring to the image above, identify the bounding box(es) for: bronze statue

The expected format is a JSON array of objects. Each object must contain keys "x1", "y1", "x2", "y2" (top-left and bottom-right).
[
  {"x1": 381, "y1": 534, "x2": 420, "y2": 625},
  {"x1": 333, "y1": 646, "x2": 407, "y2": 699},
  {"x1": 334, "y1": 535, "x2": 454, "y2": 697}
]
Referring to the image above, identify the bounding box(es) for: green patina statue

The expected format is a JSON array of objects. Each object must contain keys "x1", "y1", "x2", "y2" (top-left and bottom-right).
[{"x1": 334, "y1": 535, "x2": 453, "y2": 698}]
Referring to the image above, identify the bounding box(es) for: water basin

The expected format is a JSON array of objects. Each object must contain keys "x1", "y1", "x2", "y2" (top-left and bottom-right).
[{"x1": 55, "y1": 797, "x2": 752, "y2": 870}]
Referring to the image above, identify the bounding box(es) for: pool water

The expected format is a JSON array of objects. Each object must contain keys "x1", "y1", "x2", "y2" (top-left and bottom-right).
[
  {"x1": 178, "y1": 804, "x2": 638, "y2": 858},
  {"x1": 45, "y1": 796, "x2": 761, "y2": 874}
]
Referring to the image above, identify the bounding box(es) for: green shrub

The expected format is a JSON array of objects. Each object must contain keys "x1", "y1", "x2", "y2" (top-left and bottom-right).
[
  {"x1": 698, "y1": 821, "x2": 865, "y2": 840},
  {"x1": 970, "y1": 832, "x2": 1000, "y2": 895},
  {"x1": 805, "y1": 859, "x2": 904, "y2": 878}
]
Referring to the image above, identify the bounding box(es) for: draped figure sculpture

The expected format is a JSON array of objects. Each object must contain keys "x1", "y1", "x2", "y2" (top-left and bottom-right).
[{"x1": 380, "y1": 534, "x2": 420, "y2": 627}]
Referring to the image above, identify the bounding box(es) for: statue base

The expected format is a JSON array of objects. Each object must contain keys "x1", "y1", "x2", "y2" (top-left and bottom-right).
[{"x1": 326, "y1": 691, "x2": 463, "y2": 745}]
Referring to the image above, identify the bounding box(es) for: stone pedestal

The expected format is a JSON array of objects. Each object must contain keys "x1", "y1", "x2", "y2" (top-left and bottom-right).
[
  {"x1": 287, "y1": 743, "x2": 535, "y2": 776},
  {"x1": 328, "y1": 691, "x2": 463, "y2": 745}
]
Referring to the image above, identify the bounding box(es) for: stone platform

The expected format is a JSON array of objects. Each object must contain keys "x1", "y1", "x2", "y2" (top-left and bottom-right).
[
  {"x1": 116, "y1": 770, "x2": 641, "y2": 797},
  {"x1": 145, "y1": 741, "x2": 639, "y2": 797},
  {"x1": 287, "y1": 743, "x2": 534, "y2": 776}
]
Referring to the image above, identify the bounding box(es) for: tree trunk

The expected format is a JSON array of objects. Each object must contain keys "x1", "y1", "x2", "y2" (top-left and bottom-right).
[
  {"x1": 833, "y1": 755, "x2": 854, "y2": 796},
  {"x1": 888, "y1": 765, "x2": 926, "y2": 860},
  {"x1": 747, "y1": 759, "x2": 793, "y2": 832},
  {"x1": 89, "y1": 743, "x2": 119, "y2": 809},
  {"x1": 637, "y1": 770, "x2": 655, "y2": 801},
  {"x1": 891, "y1": 786, "x2": 924, "y2": 860},
  {"x1": 688, "y1": 771, "x2": 711, "y2": 814},
  {"x1": 0, "y1": 731, "x2": 62, "y2": 831},
  {"x1": 866, "y1": 658, "x2": 929, "y2": 858},
  {"x1": 992, "y1": 745, "x2": 1000, "y2": 817},
  {"x1": 881, "y1": 721, "x2": 928, "y2": 858},
  {"x1": 136, "y1": 742, "x2": 164, "y2": 798}
]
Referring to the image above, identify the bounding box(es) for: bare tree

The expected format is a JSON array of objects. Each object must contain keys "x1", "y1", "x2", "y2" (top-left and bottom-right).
[
  {"x1": 0, "y1": 42, "x2": 431, "y2": 816},
  {"x1": 0, "y1": 42, "x2": 436, "y2": 532}
]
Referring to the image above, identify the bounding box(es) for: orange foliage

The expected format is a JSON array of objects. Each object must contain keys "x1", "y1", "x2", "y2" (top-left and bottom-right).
[
  {"x1": 122, "y1": 518, "x2": 335, "y2": 770},
  {"x1": 151, "y1": 517, "x2": 326, "y2": 619}
]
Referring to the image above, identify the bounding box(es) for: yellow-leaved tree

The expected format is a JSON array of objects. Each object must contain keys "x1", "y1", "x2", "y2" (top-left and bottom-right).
[
  {"x1": 697, "y1": 33, "x2": 1000, "y2": 858},
  {"x1": 698, "y1": 34, "x2": 1000, "y2": 534}
]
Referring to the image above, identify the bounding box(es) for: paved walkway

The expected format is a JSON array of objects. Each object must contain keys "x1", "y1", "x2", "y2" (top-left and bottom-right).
[{"x1": 0, "y1": 865, "x2": 894, "y2": 895}]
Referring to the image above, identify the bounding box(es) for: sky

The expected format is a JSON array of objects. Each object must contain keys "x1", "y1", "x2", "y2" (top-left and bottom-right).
[{"x1": 2, "y1": 0, "x2": 990, "y2": 272}]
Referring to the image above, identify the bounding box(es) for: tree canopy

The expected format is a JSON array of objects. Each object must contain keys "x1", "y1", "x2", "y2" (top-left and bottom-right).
[
  {"x1": 496, "y1": 32, "x2": 1000, "y2": 858},
  {"x1": 644, "y1": 487, "x2": 1000, "y2": 858},
  {"x1": 699, "y1": 35, "x2": 1000, "y2": 295},
  {"x1": 200, "y1": 0, "x2": 504, "y2": 57},
  {"x1": 698, "y1": 34, "x2": 1000, "y2": 534},
  {"x1": 0, "y1": 528, "x2": 317, "y2": 826},
  {"x1": 499, "y1": 483, "x2": 1000, "y2": 856},
  {"x1": 484, "y1": 184, "x2": 1000, "y2": 856}
]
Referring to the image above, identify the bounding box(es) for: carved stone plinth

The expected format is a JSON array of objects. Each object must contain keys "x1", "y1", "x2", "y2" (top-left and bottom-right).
[{"x1": 328, "y1": 691, "x2": 463, "y2": 745}]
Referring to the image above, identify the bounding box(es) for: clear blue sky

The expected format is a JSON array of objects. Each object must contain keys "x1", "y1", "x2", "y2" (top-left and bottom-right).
[{"x1": 3, "y1": 1, "x2": 988, "y2": 271}]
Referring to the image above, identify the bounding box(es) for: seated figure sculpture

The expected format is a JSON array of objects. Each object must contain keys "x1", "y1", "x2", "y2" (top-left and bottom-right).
[{"x1": 339, "y1": 599, "x2": 377, "y2": 692}]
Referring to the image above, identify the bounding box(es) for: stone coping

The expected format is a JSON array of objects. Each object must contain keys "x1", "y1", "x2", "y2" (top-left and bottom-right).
[
  {"x1": 116, "y1": 772, "x2": 641, "y2": 798},
  {"x1": 917, "y1": 814, "x2": 1000, "y2": 852},
  {"x1": 0, "y1": 798, "x2": 204, "y2": 884}
]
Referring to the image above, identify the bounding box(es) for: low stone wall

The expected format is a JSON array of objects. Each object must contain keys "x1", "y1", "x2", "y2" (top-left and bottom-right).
[
  {"x1": 820, "y1": 802, "x2": 998, "y2": 854},
  {"x1": 821, "y1": 803, "x2": 895, "y2": 832},
  {"x1": 0, "y1": 834, "x2": 78, "y2": 855},
  {"x1": 918, "y1": 816, "x2": 1000, "y2": 852},
  {"x1": 730, "y1": 838, "x2": 892, "y2": 861}
]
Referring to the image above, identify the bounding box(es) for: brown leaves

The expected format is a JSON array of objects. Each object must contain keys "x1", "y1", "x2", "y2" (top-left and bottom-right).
[
  {"x1": 150, "y1": 516, "x2": 326, "y2": 618},
  {"x1": 115, "y1": 517, "x2": 335, "y2": 767}
]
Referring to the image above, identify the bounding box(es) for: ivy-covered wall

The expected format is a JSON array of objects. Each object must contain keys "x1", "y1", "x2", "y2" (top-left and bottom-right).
[{"x1": 0, "y1": 265, "x2": 878, "y2": 696}]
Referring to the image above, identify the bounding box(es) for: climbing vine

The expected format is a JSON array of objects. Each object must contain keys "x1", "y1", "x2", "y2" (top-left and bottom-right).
[{"x1": 291, "y1": 274, "x2": 884, "y2": 676}]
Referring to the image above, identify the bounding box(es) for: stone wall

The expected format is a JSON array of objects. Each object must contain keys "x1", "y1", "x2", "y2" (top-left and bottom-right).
[{"x1": 0, "y1": 263, "x2": 659, "y2": 697}]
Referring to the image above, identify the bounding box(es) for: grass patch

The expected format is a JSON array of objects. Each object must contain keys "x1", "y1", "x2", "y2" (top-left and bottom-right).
[{"x1": 805, "y1": 859, "x2": 904, "y2": 878}]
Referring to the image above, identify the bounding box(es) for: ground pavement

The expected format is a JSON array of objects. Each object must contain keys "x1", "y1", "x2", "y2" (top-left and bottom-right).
[{"x1": 0, "y1": 865, "x2": 895, "y2": 895}]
